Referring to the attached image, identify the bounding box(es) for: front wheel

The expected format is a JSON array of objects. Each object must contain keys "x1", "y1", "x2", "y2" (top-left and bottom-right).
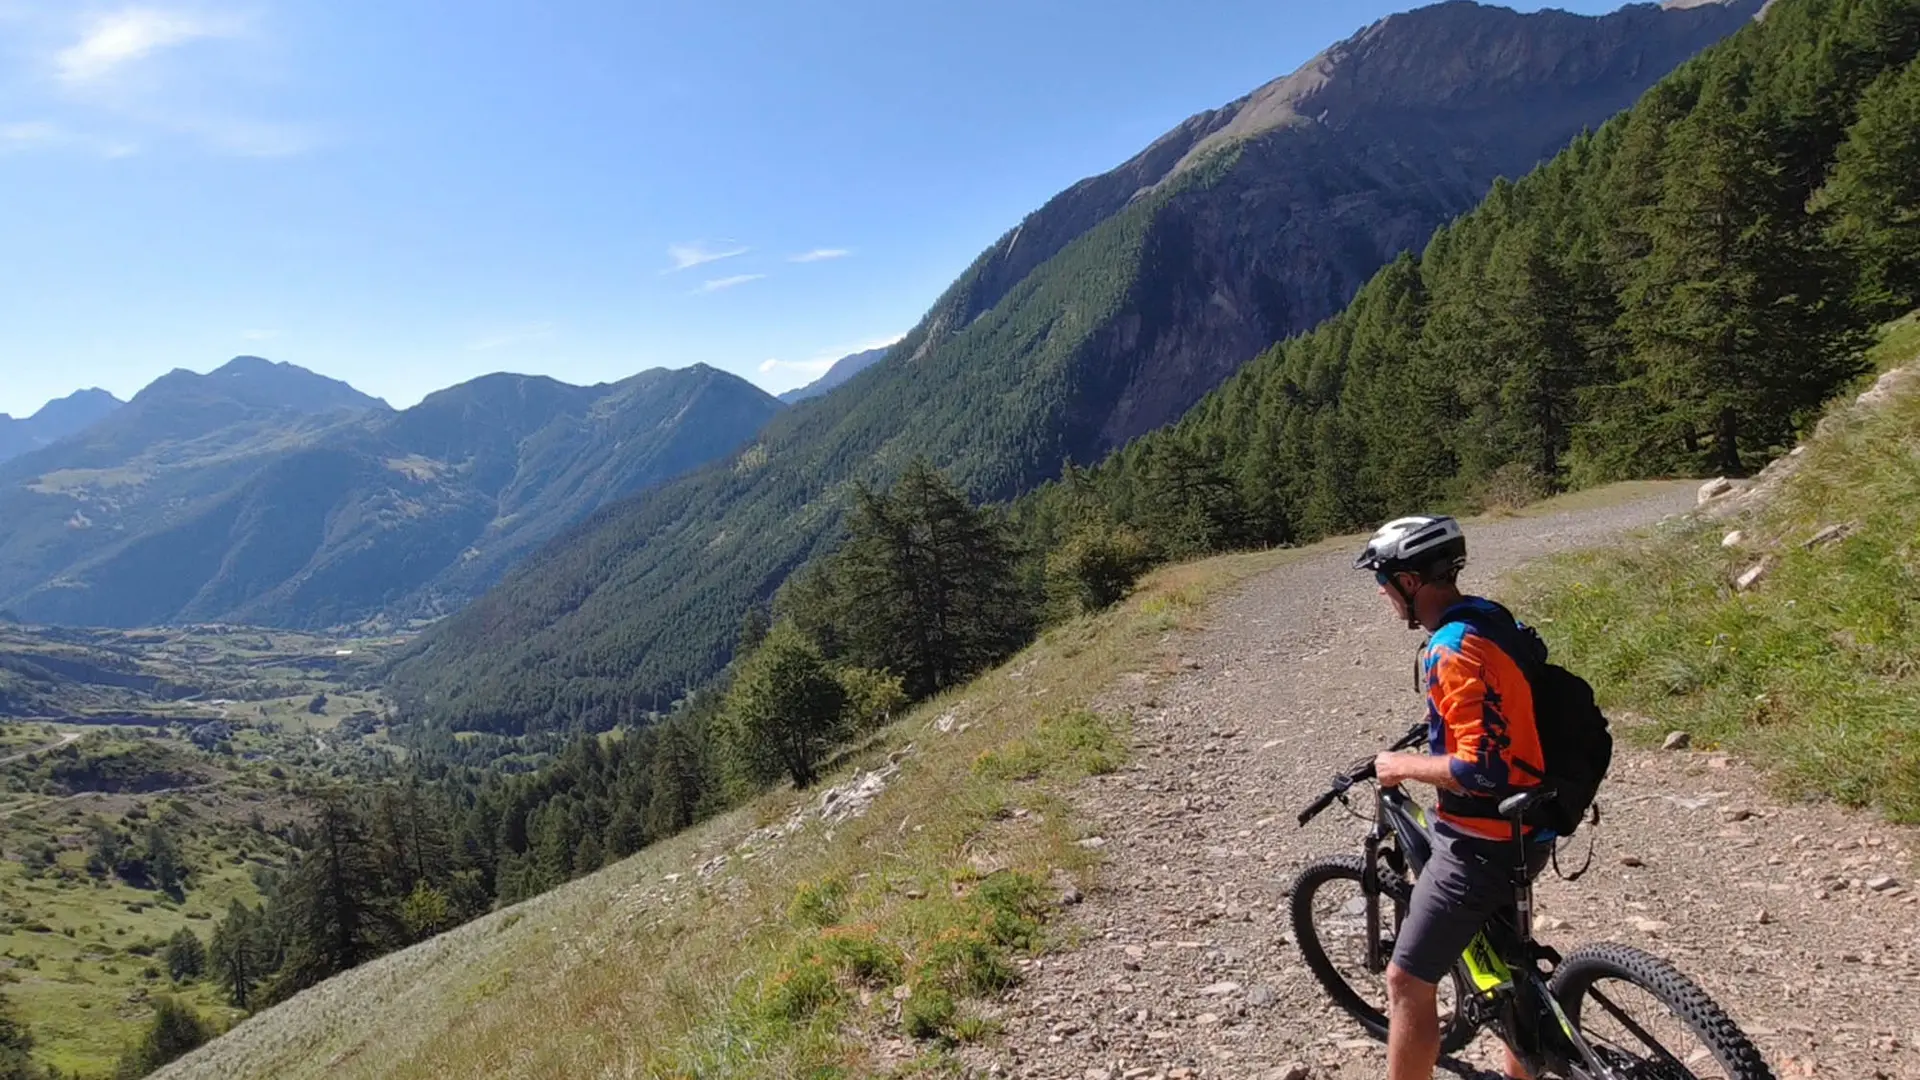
[
  {"x1": 1289, "y1": 854, "x2": 1474, "y2": 1053},
  {"x1": 1551, "y1": 942, "x2": 1774, "y2": 1080}
]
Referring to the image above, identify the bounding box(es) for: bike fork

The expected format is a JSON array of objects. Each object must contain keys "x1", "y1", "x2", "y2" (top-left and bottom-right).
[{"x1": 1363, "y1": 826, "x2": 1387, "y2": 973}]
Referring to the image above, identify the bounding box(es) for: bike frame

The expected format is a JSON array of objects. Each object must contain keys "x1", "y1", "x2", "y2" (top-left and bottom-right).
[{"x1": 1364, "y1": 783, "x2": 1619, "y2": 1080}]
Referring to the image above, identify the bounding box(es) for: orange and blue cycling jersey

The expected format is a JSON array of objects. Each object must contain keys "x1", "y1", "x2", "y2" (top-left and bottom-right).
[{"x1": 1422, "y1": 597, "x2": 1548, "y2": 841}]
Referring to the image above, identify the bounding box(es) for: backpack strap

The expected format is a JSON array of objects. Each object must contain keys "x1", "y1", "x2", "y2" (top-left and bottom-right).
[{"x1": 1551, "y1": 804, "x2": 1601, "y2": 882}]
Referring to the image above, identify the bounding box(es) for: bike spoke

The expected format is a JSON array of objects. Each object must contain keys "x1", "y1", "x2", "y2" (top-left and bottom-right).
[
  {"x1": 1570, "y1": 976, "x2": 1729, "y2": 1079},
  {"x1": 1589, "y1": 987, "x2": 1691, "y2": 1071},
  {"x1": 1307, "y1": 878, "x2": 1460, "y2": 1027}
]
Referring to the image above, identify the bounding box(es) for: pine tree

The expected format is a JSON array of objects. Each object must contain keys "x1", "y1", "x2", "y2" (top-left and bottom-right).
[
  {"x1": 144, "y1": 826, "x2": 183, "y2": 895},
  {"x1": 1477, "y1": 219, "x2": 1589, "y2": 487},
  {"x1": 163, "y1": 928, "x2": 206, "y2": 983},
  {"x1": 833, "y1": 459, "x2": 1028, "y2": 697},
  {"x1": 1138, "y1": 442, "x2": 1248, "y2": 558},
  {"x1": 645, "y1": 717, "x2": 705, "y2": 838},
  {"x1": 1818, "y1": 57, "x2": 1920, "y2": 311},
  {"x1": 720, "y1": 622, "x2": 848, "y2": 789},
  {"x1": 1620, "y1": 69, "x2": 1856, "y2": 474},
  {"x1": 268, "y1": 793, "x2": 396, "y2": 1001},
  {"x1": 399, "y1": 883, "x2": 454, "y2": 942},
  {"x1": 115, "y1": 998, "x2": 211, "y2": 1079},
  {"x1": 210, "y1": 901, "x2": 262, "y2": 1010}
]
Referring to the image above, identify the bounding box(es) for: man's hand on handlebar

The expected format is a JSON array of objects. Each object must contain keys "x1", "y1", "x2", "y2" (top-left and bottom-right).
[
  {"x1": 1374, "y1": 750, "x2": 1465, "y2": 794},
  {"x1": 1374, "y1": 750, "x2": 1413, "y2": 788}
]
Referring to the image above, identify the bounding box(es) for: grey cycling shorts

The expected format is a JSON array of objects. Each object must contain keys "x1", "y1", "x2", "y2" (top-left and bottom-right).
[{"x1": 1391, "y1": 826, "x2": 1552, "y2": 984}]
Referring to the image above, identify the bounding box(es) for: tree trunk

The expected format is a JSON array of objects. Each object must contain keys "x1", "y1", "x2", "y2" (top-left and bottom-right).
[{"x1": 1714, "y1": 406, "x2": 1744, "y2": 476}]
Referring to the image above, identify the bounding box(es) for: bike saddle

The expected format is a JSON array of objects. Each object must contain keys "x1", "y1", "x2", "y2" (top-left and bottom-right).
[{"x1": 1498, "y1": 786, "x2": 1560, "y2": 821}]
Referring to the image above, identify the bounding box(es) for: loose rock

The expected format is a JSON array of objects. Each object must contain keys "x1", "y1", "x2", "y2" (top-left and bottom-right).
[{"x1": 1698, "y1": 477, "x2": 1736, "y2": 504}]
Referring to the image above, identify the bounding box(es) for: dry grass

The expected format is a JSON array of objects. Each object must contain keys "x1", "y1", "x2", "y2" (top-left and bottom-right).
[{"x1": 154, "y1": 544, "x2": 1305, "y2": 1080}]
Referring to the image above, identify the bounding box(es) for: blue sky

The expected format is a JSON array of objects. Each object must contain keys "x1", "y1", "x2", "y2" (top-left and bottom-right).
[{"x1": 0, "y1": 0, "x2": 1623, "y2": 418}]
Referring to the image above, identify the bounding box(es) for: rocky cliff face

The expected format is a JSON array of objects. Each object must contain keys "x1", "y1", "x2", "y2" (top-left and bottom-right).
[{"x1": 959, "y1": 0, "x2": 1767, "y2": 466}]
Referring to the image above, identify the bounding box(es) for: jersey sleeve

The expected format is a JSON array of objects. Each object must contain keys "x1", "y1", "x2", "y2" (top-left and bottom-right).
[{"x1": 1427, "y1": 634, "x2": 1515, "y2": 793}]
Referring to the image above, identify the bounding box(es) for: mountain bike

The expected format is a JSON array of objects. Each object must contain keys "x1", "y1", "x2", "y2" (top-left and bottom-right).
[{"x1": 1289, "y1": 724, "x2": 1773, "y2": 1079}]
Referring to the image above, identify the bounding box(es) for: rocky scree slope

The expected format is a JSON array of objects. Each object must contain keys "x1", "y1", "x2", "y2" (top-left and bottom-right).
[
  {"x1": 391, "y1": 0, "x2": 1761, "y2": 733},
  {"x1": 0, "y1": 359, "x2": 780, "y2": 629}
]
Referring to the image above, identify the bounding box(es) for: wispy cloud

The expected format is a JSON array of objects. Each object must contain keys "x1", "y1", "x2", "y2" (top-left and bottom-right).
[
  {"x1": 789, "y1": 248, "x2": 851, "y2": 263},
  {"x1": 241, "y1": 328, "x2": 278, "y2": 342},
  {"x1": 57, "y1": 8, "x2": 235, "y2": 85},
  {"x1": 756, "y1": 334, "x2": 904, "y2": 384},
  {"x1": 667, "y1": 241, "x2": 749, "y2": 273},
  {"x1": 758, "y1": 357, "x2": 837, "y2": 377},
  {"x1": 692, "y1": 274, "x2": 765, "y2": 295},
  {"x1": 466, "y1": 322, "x2": 557, "y2": 351},
  {"x1": 0, "y1": 120, "x2": 137, "y2": 157},
  {"x1": 13, "y1": 6, "x2": 315, "y2": 158}
]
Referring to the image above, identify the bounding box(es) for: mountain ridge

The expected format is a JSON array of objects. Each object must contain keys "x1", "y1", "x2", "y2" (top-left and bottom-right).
[
  {"x1": 0, "y1": 360, "x2": 781, "y2": 629},
  {"x1": 778, "y1": 347, "x2": 891, "y2": 404},
  {"x1": 0, "y1": 388, "x2": 124, "y2": 464},
  {"x1": 389, "y1": 0, "x2": 1764, "y2": 733}
]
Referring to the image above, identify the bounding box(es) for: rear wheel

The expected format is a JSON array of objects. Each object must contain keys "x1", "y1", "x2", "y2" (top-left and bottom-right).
[
  {"x1": 1289, "y1": 854, "x2": 1474, "y2": 1052},
  {"x1": 1551, "y1": 942, "x2": 1773, "y2": 1080}
]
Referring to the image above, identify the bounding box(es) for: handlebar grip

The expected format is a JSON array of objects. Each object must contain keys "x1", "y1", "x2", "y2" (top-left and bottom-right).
[{"x1": 1297, "y1": 787, "x2": 1343, "y2": 826}]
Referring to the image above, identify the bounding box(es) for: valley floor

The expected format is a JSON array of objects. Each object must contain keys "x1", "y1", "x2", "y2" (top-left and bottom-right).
[{"x1": 963, "y1": 482, "x2": 1919, "y2": 1079}]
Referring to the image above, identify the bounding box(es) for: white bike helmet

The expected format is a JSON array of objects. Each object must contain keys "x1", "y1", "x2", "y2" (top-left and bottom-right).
[
  {"x1": 1354, "y1": 515, "x2": 1467, "y2": 580},
  {"x1": 1356, "y1": 515, "x2": 1467, "y2": 629}
]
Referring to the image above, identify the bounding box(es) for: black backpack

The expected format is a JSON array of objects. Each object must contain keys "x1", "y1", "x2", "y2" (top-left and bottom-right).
[{"x1": 1438, "y1": 605, "x2": 1613, "y2": 838}]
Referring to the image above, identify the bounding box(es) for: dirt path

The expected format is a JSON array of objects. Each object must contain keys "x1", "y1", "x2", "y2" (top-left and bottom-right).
[
  {"x1": 0, "y1": 730, "x2": 81, "y2": 765},
  {"x1": 971, "y1": 488, "x2": 1920, "y2": 1080}
]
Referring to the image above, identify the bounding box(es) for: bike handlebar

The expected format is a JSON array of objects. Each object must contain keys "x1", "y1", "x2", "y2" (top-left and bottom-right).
[{"x1": 1295, "y1": 722, "x2": 1426, "y2": 826}]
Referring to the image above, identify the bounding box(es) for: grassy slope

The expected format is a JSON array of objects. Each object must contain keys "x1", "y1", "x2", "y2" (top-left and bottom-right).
[
  {"x1": 1513, "y1": 317, "x2": 1920, "y2": 821},
  {"x1": 2, "y1": 628, "x2": 403, "y2": 1074},
  {"x1": 0, "y1": 809, "x2": 267, "y2": 1075},
  {"x1": 161, "y1": 543, "x2": 1305, "y2": 1080},
  {"x1": 158, "y1": 482, "x2": 1682, "y2": 1080}
]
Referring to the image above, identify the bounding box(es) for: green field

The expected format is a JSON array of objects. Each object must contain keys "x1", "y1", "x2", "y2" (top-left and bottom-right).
[{"x1": 1, "y1": 624, "x2": 408, "y2": 1074}]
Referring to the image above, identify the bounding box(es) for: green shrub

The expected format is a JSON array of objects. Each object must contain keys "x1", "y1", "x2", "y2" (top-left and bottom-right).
[
  {"x1": 762, "y1": 954, "x2": 837, "y2": 1021},
  {"x1": 786, "y1": 878, "x2": 847, "y2": 929},
  {"x1": 902, "y1": 986, "x2": 956, "y2": 1041}
]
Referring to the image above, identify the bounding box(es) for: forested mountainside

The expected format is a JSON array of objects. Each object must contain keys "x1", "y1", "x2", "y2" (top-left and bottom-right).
[
  {"x1": 777, "y1": 347, "x2": 890, "y2": 404},
  {"x1": 1017, "y1": 0, "x2": 1920, "y2": 564},
  {"x1": 0, "y1": 360, "x2": 780, "y2": 629},
  {"x1": 390, "y1": 0, "x2": 1761, "y2": 735},
  {"x1": 0, "y1": 389, "x2": 123, "y2": 464}
]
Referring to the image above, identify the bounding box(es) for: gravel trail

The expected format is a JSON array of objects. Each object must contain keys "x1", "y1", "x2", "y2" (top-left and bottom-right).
[{"x1": 970, "y1": 487, "x2": 1920, "y2": 1080}]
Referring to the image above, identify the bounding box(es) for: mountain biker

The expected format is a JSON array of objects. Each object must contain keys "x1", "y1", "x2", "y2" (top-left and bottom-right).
[{"x1": 1354, "y1": 515, "x2": 1553, "y2": 1080}]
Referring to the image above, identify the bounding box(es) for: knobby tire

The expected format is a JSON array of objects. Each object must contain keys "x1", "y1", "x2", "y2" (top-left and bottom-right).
[
  {"x1": 1289, "y1": 853, "x2": 1474, "y2": 1054},
  {"x1": 1551, "y1": 941, "x2": 1774, "y2": 1080}
]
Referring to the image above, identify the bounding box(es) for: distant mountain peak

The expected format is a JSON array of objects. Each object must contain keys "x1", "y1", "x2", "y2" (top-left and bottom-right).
[
  {"x1": 0, "y1": 387, "x2": 124, "y2": 464},
  {"x1": 1168, "y1": 0, "x2": 1766, "y2": 175},
  {"x1": 13, "y1": 387, "x2": 122, "y2": 424},
  {"x1": 135, "y1": 356, "x2": 390, "y2": 415},
  {"x1": 216, "y1": 354, "x2": 282, "y2": 374},
  {"x1": 778, "y1": 347, "x2": 891, "y2": 404}
]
